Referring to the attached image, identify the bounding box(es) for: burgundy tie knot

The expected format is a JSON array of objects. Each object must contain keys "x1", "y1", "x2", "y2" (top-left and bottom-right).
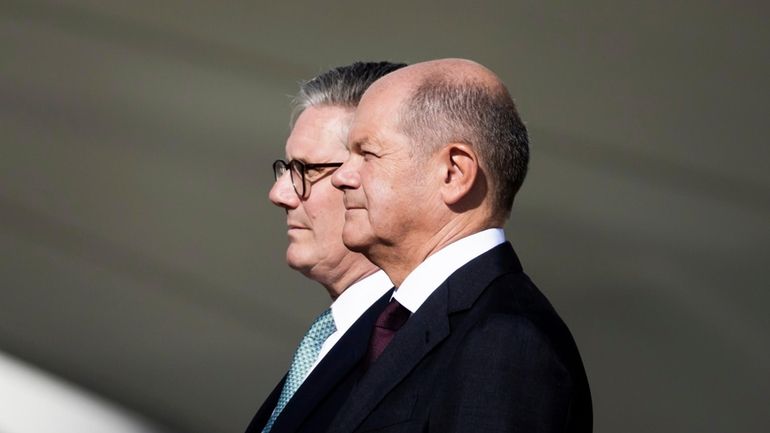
[
  {"x1": 376, "y1": 299, "x2": 410, "y2": 330},
  {"x1": 365, "y1": 299, "x2": 410, "y2": 368}
]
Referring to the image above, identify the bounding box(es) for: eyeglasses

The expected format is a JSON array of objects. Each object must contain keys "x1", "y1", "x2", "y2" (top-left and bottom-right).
[{"x1": 272, "y1": 159, "x2": 343, "y2": 198}]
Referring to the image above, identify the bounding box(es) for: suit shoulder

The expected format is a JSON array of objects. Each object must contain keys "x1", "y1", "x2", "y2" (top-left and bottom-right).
[
  {"x1": 458, "y1": 313, "x2": 570, "y2": 374},
  {"x1": 454, "y1": 271, "x2": 589, "y2": 384},
  {"x1": 435, "y1": 315, "x2": 592, "y2": 432}
]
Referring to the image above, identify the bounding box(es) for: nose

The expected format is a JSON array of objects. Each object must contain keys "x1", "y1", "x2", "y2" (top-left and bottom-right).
[
  {"x1": 269, "y1": 171, "x2": 300, "y2": 209},
  {"x1": 331, "y1": 157, "x2": 361, "y2": 191}
]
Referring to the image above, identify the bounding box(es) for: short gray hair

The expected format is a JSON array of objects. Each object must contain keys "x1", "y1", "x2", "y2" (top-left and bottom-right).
[
  {"x1": 290, "y1": 61, "x2": 407, "y2": 128},
  {"x1": 399, "y1": 73, "x2": 529, "y2": 218}
]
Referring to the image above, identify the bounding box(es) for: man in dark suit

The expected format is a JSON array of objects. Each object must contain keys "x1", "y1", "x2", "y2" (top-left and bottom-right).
[
  {"x1": 330, "y1": 58, "x2": 592, "y2": 432},
  {"x1": 245, "y1": 61, "x2": 406, "y2": 433}
]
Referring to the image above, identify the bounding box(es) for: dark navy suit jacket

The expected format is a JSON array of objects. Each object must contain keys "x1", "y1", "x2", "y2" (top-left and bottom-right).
[
  {"x1": 245, "y1": 290, "x2": 393, "y2": 433},
  {"x1": 329, "y1": 242, "x2": 592, "y2": 433}
]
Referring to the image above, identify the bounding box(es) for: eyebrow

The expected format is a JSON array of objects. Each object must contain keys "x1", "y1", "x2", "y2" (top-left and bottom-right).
[{"x1": 360, "y1": 138, "x2": 384, "y2": 154}]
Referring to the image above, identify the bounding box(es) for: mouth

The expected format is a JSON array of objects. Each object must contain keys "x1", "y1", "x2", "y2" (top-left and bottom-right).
[{"x1": 343, "y1": 198, "x2": 364, "y2": 211}]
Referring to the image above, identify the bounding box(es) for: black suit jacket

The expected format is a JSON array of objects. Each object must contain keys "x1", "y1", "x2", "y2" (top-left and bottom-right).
[
  {"x1": 245, "y1": 289, "x2": 393, "y2": 433},
  {"x1": 329, "y1": 242, "x2": 592, "y2": 433}
]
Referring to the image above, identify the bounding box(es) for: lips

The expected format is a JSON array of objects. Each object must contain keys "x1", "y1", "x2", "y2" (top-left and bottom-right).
[{"x1": 342, "y1": 197, "x2": 365, "y2": 210}]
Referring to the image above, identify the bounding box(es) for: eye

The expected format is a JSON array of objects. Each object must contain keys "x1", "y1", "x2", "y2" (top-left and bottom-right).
[{"x1": 362, "y1": 150, "x2": 377, "y2": 161}]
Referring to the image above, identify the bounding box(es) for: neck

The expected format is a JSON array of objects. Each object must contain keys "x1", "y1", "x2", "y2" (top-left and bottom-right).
[
  {"x1": 375, "y1": 214, "x2": 494, "y2": 287},
  {"x1": 318, "y1": 258, "x2": 380, "y2": 300}
]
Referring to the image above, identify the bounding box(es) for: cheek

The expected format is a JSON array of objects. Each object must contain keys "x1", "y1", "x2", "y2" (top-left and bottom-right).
[
  {"x1": 307, "y1": 188, "x2": 346, "y2": 228},
  {"x1": 371, "y1": 172, "x2": 427, "y2": 230},
  {"x1": 364, "y1": 183, "x2": 399, "y2": 227}
]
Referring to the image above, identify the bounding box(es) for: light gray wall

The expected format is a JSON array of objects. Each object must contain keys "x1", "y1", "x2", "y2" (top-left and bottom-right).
[{"x1": 1, "y1": 1, "x2": 768, "y2": 432}]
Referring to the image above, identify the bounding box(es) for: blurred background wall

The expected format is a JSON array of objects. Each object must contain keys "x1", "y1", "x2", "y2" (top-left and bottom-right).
[{"x1": 1, "y1": 1, "x2": 767, "y2": 432}]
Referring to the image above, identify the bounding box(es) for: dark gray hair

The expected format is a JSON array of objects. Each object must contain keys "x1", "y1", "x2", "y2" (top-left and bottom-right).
[
  {"x1": 290, "y1": 61, "x2": 407, "y2": 127},
  {"x1": 399, "y1": 73, "x2": 529, "y2": 218}
]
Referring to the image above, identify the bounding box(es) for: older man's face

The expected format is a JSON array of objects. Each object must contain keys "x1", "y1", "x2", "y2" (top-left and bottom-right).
[
  {"x1": 332, "y1": 85, "x2": 439, "y2": 259},
  {"x1": 269, "y1": 105, "x2": 354, "y2": 279}
]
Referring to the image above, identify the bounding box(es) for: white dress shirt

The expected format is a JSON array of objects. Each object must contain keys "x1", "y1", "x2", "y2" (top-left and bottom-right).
[
  {"x1": 307, "y1": 270, "x2": 393, "y2": 375},
  {"x1": 393, "y1": 228, "x2": 506, "y2": 314}
]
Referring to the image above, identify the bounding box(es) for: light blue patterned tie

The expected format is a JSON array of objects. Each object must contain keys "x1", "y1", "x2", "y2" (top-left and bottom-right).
[{"x1": 262, "y1": 308, "x2": 336, "y2": 433}]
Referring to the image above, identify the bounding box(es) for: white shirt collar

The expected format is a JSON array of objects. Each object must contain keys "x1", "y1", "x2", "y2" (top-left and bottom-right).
[
  {"x1": 393, "y1": 228, "x2": 506, "y2": 313},
  {"x1": 309, "y1": 269, "x2": 392, "y2": 374},
  {"x1": 329, "y1": 269, "x2": 393, "y2": 333}
]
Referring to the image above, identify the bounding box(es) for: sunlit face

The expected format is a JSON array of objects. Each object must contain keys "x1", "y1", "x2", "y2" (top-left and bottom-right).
[
  {"x1": 268, "y1": 105, "x2": 355, "y2": 280},
  {"x1": 331, "y1": 84, "x2": 439, "y2": 261}
]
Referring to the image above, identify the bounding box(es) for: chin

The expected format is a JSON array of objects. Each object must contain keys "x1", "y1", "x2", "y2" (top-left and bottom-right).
[
  {"x1": 285, "y1": 248, "x2": 312, "y2": 273},
  {"x1": 341, "y1": 232, "x2": 370, "y2": 254}
]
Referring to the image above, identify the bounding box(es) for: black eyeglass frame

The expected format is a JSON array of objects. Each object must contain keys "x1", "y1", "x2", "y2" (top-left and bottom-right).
[{"x1": 272, "y1": 159, "x2": 343, "y2": 198}]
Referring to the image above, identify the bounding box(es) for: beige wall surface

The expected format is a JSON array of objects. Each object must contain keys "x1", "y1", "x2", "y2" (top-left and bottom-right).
[{"x1": 1, "y1": 1, "x2": 768, "y2": 432}]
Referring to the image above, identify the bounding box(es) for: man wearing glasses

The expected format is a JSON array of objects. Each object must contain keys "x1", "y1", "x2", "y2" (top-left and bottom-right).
[{"x1": 244, "y1": 61, "x2": 405, "y2": 433}]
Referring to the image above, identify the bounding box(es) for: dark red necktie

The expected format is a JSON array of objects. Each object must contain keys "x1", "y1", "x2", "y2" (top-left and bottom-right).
[{"x1": 364, "y1": 299, "x2": 410, "y2": 368}]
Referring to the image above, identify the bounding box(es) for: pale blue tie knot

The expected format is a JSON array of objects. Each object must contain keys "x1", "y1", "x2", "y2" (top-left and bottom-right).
[{"x1": 262, "y1": 308, "x2": 336, "y2": 433}]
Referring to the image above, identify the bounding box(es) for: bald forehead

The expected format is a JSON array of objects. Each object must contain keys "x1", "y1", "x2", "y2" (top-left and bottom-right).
[
  {"x1": 354, "y1": 74, "x2": 412, "y2": 122},
  {"x1": 361, "y1": 58, "x2": 504, "y2": 107},
  {"x1": 393, "y1": 58, "x2": 499, "y2": 85}
]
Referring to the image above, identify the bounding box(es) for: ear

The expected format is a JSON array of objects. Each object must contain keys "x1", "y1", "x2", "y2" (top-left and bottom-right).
[{"x1": 438, "y1": 143, "x2": 479, "y2": 205}]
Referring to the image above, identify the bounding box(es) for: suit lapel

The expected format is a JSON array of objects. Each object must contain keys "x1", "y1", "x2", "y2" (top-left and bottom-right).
[
  {"x1": 245, "y1": 376, "x2": 284, "y2": 433},
  {"x1": 330, "y1": 242, "x2": 522, "y2": 433},
  {"x1": 330, "y1": 287, "x2": 451, "y2": 433},
  {"x1": 269, "y1": 289, "x2": 393, "y2": 433}
]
